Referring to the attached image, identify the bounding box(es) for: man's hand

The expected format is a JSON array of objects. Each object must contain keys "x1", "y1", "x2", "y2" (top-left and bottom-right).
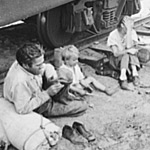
[
  {"x1": 46, "y1": 83, "x2": 64, "y2": 96},
  {"x1": 127, "y1": 48, "x2": 138, "y2": 55}
]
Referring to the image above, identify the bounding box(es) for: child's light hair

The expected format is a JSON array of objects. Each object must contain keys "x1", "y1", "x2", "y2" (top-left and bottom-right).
[{"x1": 61, "y1": 45, "x2": 79, "y2": 61}]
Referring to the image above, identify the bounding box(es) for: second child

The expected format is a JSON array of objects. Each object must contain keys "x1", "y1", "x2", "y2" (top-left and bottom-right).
[{"x1": 57, "y1": 45, "x2": 117, "y2": 96}]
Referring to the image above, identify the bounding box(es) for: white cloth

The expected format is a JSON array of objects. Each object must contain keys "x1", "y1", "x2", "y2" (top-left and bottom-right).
[{"x1": 0, "y1": 97, "x2": 61, "y2": 150}]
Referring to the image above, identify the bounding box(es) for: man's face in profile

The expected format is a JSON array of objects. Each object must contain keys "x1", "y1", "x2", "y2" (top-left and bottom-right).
[{"x1": 27, "y1": 55, "x2": 45, "y2": 75}]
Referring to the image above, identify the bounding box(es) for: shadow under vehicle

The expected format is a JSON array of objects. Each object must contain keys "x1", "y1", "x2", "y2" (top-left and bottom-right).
[{"x1": 0, "y1": 0, "x2": 141, "y2": 48}]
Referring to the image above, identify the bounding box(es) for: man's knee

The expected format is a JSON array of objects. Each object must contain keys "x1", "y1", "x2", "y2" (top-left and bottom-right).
[
  {"x1": 72, "y1": 100, "x2": 88, "y2": 112},
  {"x1": 64, "y1": 101, "x2": 88, "y2": 117},
  {"x1": 46, "y1": 100, "x2": 88, "y2": 117}
]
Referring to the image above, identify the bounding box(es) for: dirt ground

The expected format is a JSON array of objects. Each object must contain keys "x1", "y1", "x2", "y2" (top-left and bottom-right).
[{"x1": 1, "y1": 22, "x2": 150, "y2": 150}]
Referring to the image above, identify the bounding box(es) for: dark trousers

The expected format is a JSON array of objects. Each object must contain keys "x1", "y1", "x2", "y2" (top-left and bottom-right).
[
  {"x1": 36, "y1": 73, "x2": 88, "y2": 118},
  {"x1": 34, "y1": 99, "x2": 88, "y2": 118}
]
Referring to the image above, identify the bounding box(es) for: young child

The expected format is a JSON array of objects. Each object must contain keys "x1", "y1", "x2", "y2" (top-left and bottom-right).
[
  {"x1": 107, "y1": 16, "x2": 140, "y2": 90},
  {"x1": 57, "y1": 45, "x2": 117, "y2": 96}
]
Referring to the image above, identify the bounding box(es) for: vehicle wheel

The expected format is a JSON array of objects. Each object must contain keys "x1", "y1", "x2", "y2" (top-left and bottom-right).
[{"x1": 37, "y1": 5, "x2": 73, "y2": 48}]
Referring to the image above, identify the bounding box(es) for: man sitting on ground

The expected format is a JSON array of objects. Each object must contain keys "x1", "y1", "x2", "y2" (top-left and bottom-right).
[{"x1": 3, "y1": 43, "x2": 88, "y2": 117}]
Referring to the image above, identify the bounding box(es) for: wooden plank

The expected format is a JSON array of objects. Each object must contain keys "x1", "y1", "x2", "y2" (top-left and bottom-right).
[{"x1": 89, "y1": 43, "x2": 113, "y2": 57}]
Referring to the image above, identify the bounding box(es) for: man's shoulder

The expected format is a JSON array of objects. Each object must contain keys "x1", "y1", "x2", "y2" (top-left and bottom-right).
[{"x1": 5, "y1": 61, "x2": 28, "y2": 83}]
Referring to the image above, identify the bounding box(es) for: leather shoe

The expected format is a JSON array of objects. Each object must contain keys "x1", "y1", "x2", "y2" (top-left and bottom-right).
[
  {"x1": 133, "y1": 76, "x2": 140, "y2": 86},
  {"x1": 62, "y1": 125, "x2": 86, "y2": 144},
  {"x1": 72, "y1": 121, "x2": 96, "y2": 142},
  {"x1": 120, "y1": 80, "x2": 134, "y2": 91}
]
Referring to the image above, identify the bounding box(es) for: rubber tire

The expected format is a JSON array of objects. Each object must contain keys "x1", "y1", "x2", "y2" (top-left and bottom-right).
[{"x1": 37, "y1": 5, "x2": 73, "y2": 48}]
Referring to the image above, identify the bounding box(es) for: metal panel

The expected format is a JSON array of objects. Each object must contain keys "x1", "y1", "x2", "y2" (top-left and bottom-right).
[
  {"x1": 0, "y1": 0, "x2": 73, "y2": 26},
  {"x1": 115, "y1": 0, "x2": 126, "y2": 20}
]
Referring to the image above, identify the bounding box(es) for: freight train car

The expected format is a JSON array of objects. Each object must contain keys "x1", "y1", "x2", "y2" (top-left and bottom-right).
[{"x1": 0, "y1": 0, "x2": 141, "y2": 48}]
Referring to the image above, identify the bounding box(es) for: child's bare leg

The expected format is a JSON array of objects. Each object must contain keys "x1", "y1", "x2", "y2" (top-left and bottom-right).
[
  {"x1": 83, "y1": 76, "x2": 106, "y2": 91},
  {"x1": 131, "y1": 65, "x2": 138, "y2": 77},
  {"x1": 81, "y1": 76, "x2": 118, "y2": 96}
]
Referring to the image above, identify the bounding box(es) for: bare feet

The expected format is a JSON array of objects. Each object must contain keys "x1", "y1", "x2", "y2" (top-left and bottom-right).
[{"x1": 105, "y1": 86, "x2": 119, "y2": 96}]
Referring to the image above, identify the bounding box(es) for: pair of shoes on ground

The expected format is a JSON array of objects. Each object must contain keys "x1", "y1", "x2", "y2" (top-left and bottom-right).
[
  {"x1": 62, "y1": 122, "x2": 96, "y2": 144},
  {"x1": 120, "y1": 77, "x2": 140, "y2": 91}
]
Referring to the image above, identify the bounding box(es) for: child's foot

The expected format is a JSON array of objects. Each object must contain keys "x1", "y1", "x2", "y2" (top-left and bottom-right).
[{"x1": 105, "y1": 87, "x2": 119, "y2": 96}]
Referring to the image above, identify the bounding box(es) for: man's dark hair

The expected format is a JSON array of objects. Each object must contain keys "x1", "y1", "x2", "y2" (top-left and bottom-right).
[{"x1": 16, "y1": 43, "x2": 45, "y2": 67}]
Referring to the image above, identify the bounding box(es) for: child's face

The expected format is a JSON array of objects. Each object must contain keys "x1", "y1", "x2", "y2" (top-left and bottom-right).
[
  {"x1": 121, "y1": 16, "x2": 133, "y2": 34},
  {"x1": 66, "y1": 55, "x2": 78, "y2": 67}
]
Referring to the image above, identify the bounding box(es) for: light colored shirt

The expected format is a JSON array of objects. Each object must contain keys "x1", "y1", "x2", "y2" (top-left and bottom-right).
[
  {"x1": 107, "y1": 29, "x2": 139, "y2": 52},
  {"x1": 3, "y1": 61, "x2": 56, "y2": 114},
  {"x1": 59, "y1": 64, "x2": 85, "y2": 85}
]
